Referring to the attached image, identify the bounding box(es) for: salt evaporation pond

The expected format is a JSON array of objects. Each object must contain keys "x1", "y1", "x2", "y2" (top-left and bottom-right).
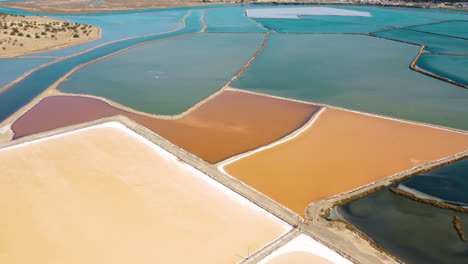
[
  {"x1": 337, "y1": 184, "x2": 468, "y2": 264},
  {"x1": 11, "y1": 91, "x2": 320, "y2": 163},
  {"x1": 58, "y1": 33, "x2": 264, "y2": 115},
  {"x1": 417, "y1": 54, "x2": 468, "y2": 86},
  {"x1": 0, "y1": 122, "x2": 290, "y2": 264},
  {"x1": 0, "y1": 10, "x2": 204, "y2": 122},
  {"x1": 232, "y1": 34, "x2": 468, "y2": 130},
  {"x1": 400, "y1": 159, "x2": 468, "y2": 207},
  {"x1": 222, "y1": 107, "x2": 468, "y2": 217}
]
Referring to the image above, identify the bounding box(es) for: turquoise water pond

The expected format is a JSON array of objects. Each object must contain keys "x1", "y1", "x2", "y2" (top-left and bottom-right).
[
  {"x1": 0, "y1": 5, "x2": 467, "y2": 128},
  {"x1": 232, "y1": 34, "x2": 468, "y2": 130},
  {"x1": 418, "y1": 54, "x2": 468, "y2": 86},
  {"x1": 0, "y1": 58, "x2": 56, "y2": 88},
  {"x1": 58, "y1": 33, "x2": 264, "y2": 115},
  {"x1": 408, "y1": 21, "x2": 468, "y2": 39},
  {"x1": 372, "y1": 29, "x2": 468, "y2": 54},
  {"x1": 204, "y1": 8, "x2": 268, "y2": 32},
  {"x1": 337, "y1": 184, "x2": 468, "y2": 264},
  {"x1": 0, "y1": 10, "x2": 204, "y2": 122}
]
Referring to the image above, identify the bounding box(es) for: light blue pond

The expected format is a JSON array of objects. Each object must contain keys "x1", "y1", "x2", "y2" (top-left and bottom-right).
[
  {"x1": 0, "y1": 10, "x2": 204, "y2": 122},
  {"x1": 418, "y1": 54, "x2": 468, "y2": 86},
  {"x1": 232, "y1": 34, "x2": 468, "y2": 130},
  {"x1": 255, "y1": 18, "x2": 387, "y2": 33},
  {"x1": 22, "y1": 12, "x2": 186, "y2": 57},
  {"x1": 408, "y1": 21, "x2": 468, "y2": 39},
  {"x1": 58, "y1": 33, "x2": 265, "y2": 115},
  {"x1": 0, "y1": 58, "x2": 56, "y2": 88},
  {"x1": 372, "y1": 29, "x2": 468, "y2": 54},
  {"x1": 204, "y1": 8, "x2": 268, "y2": 32}
]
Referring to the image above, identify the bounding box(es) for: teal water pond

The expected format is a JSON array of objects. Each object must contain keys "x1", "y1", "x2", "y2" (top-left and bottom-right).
[
  {"x1": 372, "y1": 29, "x2": 468, "y2": 54},
  {"x1": 408, "y1": 21, "x2": 468, "y2": 39},
  {"x1": 58, "y1": 33, "x2": 264, "y2": 115},
  {"x1": 417, "y1": 54, "x2": 468, "y2": 86},
  {"x1": 232, "y1": 34, "x2": 468, "y2": 130},
  {"x1": 204, "y1": 8, "x2": 268, "y2": 32}
]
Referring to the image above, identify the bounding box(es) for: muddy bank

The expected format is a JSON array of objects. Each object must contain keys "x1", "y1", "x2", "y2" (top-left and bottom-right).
[
  {"x1": 11, "y1": 91, "x2": 320, "y2": 163},
  {"x1": 223, "y1": 107, "x2": 468, "y2": 218}
]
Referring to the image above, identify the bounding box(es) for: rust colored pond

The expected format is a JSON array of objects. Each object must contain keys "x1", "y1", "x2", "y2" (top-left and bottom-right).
[
  {"x1": 0, "y1": 122, "x2": 290, "y2": 264},
  {"x1": 222, "y1": 108, "x2": 468, "y2": 218},
  {"x1": 11, "y1": 91, "x2": 320, "y2": 163}
]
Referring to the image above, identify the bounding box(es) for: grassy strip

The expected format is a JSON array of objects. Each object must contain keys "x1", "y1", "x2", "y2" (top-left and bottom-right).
[{"x1": 389, "y1": 188, "x2": 468, "y2": 213}]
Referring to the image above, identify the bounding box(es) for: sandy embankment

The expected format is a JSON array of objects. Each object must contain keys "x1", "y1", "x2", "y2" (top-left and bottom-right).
[
  {"x1": 10, "y1": 90, "x2": 321, "y2": 163},
  {"x1": 0, "y1": 121, "x2": 290, "y2": 264},
  {"x1": 221, "y1": 107, "x2": 468, "y2": 218},
  {"x1": 0, "y1": 12, "x2": 100, "y2": 57}
]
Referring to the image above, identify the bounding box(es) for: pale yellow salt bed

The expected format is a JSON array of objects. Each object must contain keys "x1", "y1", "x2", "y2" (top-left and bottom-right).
[
  {"x1": 0, "y1": 122, "x2": 290, "y2": 264},
  {"x1": 258, "y1": 234, "x2": 352, "y2": 264}
]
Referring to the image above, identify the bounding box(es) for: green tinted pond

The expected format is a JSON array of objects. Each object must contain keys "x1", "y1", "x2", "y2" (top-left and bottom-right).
[
  {"x1": 232, "y1": 34, "x2": 468, "y2": 130},
  {"x1": 59, "y1": 33, "x2": 264, "y2": 115}
]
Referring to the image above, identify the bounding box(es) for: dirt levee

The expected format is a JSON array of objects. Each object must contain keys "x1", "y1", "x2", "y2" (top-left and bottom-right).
[
  {"x1": 0, "y1": 122, "x2": 289, "y2": 264},
  {"x1": 12, "y1": 91, "x2": 320, "y2": 163},
  {"x1": 223, "y1": 108, "x2": 468, "y2": 218}
]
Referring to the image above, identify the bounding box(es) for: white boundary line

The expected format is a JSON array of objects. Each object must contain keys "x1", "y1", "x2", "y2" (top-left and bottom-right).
[
  {"x1": 218, "y1": 107, "x2": 326, "y2": 174},
  {"x1": 257, "y1": 234, "x2": 353, "y2": 264}
]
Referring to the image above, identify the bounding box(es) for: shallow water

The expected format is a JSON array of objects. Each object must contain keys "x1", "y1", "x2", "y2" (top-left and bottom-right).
[
  {"x1": 58, "y1": 33, "x2": 264, "y2": 115},
  {"x1": 0, "y1": 11, "x2": 203, "y2": 123},
  {"x1": 0, "y1": 58, "x2": 56, "y2": 88},
  {"x1": 233, "y1": 34, "x2": 468, "y2": 130},
  {"x1": 417, "y1": 54, "x2": 468, "y2": 86},
  {"x1": 400, "y1": 159, "x2": 468, "y2": 206},
  {"x1": 338, "y1": 186, "x2": 468, "y2": 264},
  {"x1": 224, "y1": 107, "x2": 468, "y2": 217}
]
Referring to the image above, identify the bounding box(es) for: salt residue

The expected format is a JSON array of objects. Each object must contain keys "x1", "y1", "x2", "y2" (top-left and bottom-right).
[{"x1": 258, "y1": 234, "x2": 352, "y2": 264}]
